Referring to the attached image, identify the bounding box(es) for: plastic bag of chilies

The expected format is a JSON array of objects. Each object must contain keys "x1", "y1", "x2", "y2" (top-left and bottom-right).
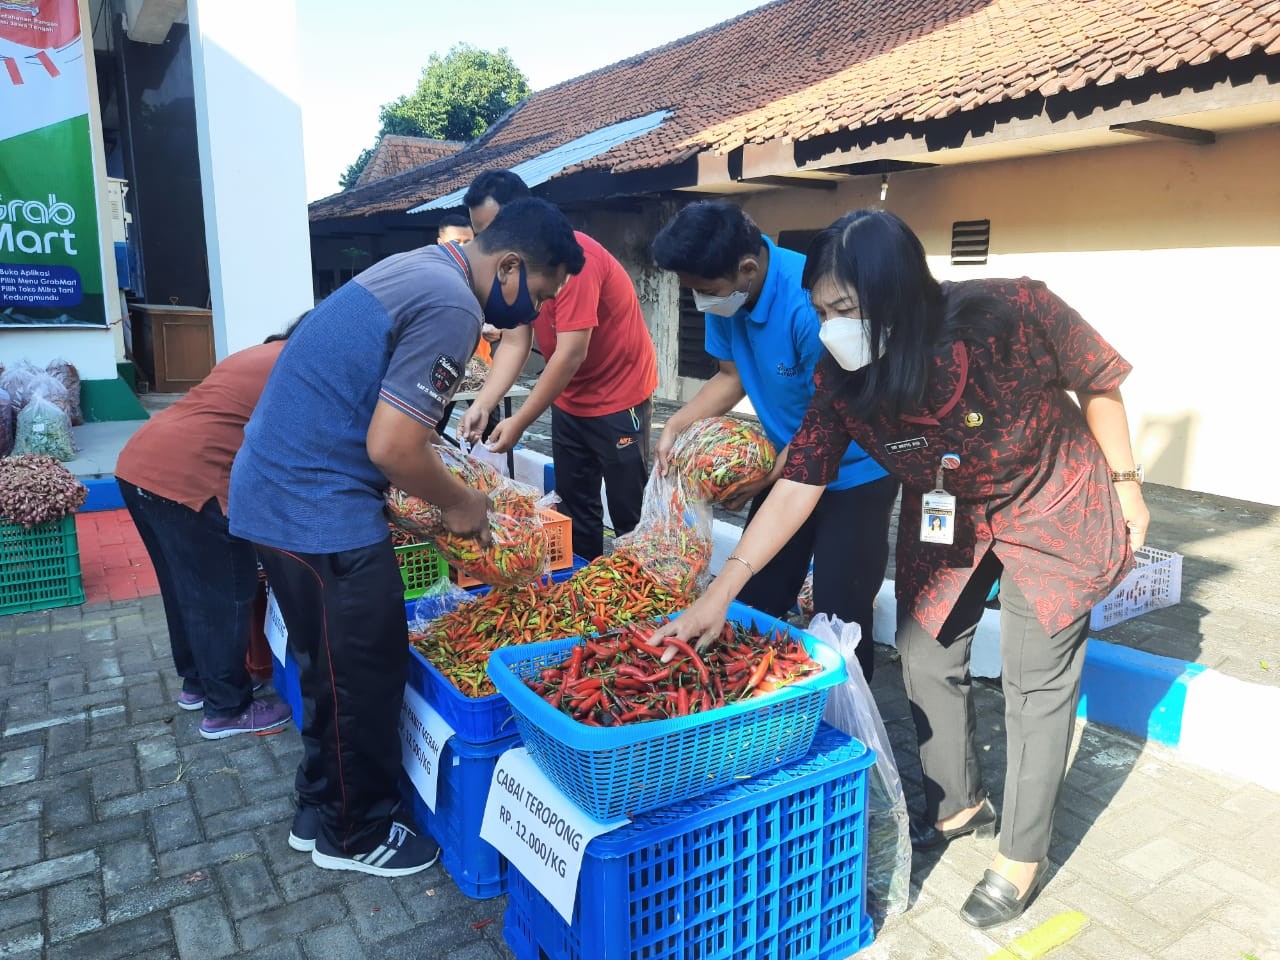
[
  {"x1": 386, "y1": 445, "x2": 556, "y2": 589},
  {"x1": 14, "y1": 396, "x2": 77, "y2": 461},
  {"x1": 610, "y1": 465, "x2": 713, "y2": 602},
  {"x1": 808, "y1": 614, "x2": 912, "y2": 920},
  {"x1": 668, "y1": 415, "x2": 776, "y2": 504}
]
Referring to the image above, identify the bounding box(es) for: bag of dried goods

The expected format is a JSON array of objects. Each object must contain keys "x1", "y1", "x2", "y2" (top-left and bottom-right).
[{"x1": 13, "y1": 396, "x2": 76, "y2": 461}]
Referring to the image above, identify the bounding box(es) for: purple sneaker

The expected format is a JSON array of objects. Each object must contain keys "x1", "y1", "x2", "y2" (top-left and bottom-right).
[
  {"x1": 199, "y1": 699, "x2": 292, "y2": 740},
  {"x1": 177, "y1": 691, "x2": 204, "y2": 711}
]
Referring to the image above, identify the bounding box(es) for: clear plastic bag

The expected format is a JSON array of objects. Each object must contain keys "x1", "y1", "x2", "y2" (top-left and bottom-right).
[
  {"x1": 408, "y1": 578, "x2": 476, "y2": 628},
  {"x1": 387, "y1": 446, "x2": 556, "y2": 589},
  {"x1": 0, "y1": 360, "x2": 43, "y2": 411},
  {"x1": 14, "y1": 396, "x2": 77, "y2": 461},
  {"x1": 46, "y1": 358, "x2": 83, "y2": 425},
  {"x1": 808, "y1": 614, "x2": 911, "y2": 919},
  {"x1": 465, "y1": 438, "x2": 510, "y2": 478},
  {"x1": 668, "y1": 416, "x2": 776, "y2": 504},
  {"x1": 27, "y1": 372, "x2": 70, "y2": 418},
  {"x1": 434, "y1": 484, "x2": 557, "y2": 588},
  {"x1": 611, "y1": 466, "x2": 713, "y2": 601},
  {"x1": 796, "y1": 567, "x2": 815, "y2": 620},
  {"x1": 0, "y1": 387, "x2": 14, "y2": 457}
]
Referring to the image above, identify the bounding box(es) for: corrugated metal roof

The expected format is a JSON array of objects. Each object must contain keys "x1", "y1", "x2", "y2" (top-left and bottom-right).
[{"x1": 407, "y1": 109, "x2": 670, "y2": 213}]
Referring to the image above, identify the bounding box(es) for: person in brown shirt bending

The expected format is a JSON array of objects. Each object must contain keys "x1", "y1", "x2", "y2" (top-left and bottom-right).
[{"x1": 114, "y1": 316, "x2": 306, "y2": 739}]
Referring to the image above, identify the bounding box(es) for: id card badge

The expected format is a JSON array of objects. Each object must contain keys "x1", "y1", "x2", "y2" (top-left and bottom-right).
[{"x1": 920, "y1": 489, "x2": 956, "y2": 545}]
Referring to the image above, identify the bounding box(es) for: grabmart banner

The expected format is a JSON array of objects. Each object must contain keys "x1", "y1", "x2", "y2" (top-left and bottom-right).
[{"x1": 0, "y1": 0, "x2": 107, "y2": 327}]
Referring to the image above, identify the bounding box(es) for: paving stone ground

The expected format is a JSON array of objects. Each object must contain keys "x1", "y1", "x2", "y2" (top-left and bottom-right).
[
  {"x1": 2, "y1": 599, "x2": 1278, "y2": 959},
  {"x1": 2, "y1": 389, "x2": 1276, "y2": 958}
]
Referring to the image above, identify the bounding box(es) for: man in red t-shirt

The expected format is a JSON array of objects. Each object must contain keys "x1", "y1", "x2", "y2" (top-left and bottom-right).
[{"x1": 458, "y1": 171, "x2": 658, "y2": 559}]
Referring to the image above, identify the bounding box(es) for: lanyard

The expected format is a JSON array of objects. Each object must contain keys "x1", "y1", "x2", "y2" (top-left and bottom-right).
[{"x1": 440, "y1": 241, "x2": 474, "y2": 287}]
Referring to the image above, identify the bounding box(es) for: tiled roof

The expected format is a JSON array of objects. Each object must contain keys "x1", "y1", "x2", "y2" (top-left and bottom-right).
[
  {"x1": 353, "y1": 135, "x2": 466, "y2": 187},
  {"x1": 311, "y1": 0, "x2": 1280, "y2": 220}
]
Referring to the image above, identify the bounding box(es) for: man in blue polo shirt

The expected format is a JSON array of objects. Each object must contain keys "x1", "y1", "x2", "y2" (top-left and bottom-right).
[
  {"x1": 230, "y1": 199, "x2": 584, "y2": 877},
  {"x1": 651, "y1": 201, "x2": 898, "y2": 679}
]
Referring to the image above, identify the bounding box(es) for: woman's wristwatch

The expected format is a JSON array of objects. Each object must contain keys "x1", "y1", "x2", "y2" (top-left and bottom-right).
[{"x1": 1110, "y1": 464, "x2": 1144, "y2": 484}]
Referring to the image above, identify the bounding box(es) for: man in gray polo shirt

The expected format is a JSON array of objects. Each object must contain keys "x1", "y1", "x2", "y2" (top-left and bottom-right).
[{"x1": 230, "y1": 199, "x2": 584, "y2": 876}]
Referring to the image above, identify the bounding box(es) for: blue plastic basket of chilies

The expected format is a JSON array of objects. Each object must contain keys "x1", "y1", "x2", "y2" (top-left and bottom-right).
[{"x1": 487, "y1": 601, "x2": 845, "y2": 822}]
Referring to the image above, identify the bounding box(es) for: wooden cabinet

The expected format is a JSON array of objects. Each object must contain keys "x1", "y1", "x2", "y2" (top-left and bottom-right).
[{"x1": 129, "y1": 304, "x2": 215, "y2": 392}]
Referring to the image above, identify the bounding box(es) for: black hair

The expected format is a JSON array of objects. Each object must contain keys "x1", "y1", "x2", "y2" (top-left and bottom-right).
[
  {"x1": 263, "y1": 311, "x2": 310, "y2": 344},
  {"x1": 437, "y1": 212, "x2": 471, "y2": 231},
  {"x1": 801, "y1": 209, "x2": 1004, "y2": 419},
  {"x1": 463, "y1": 170, "x2": 531, "y2": 209},
  {"x1": 651, "y1": 201, "x2": 764, "y2": 279},
  {"x1": 474, "y1": 198, "x2": 585, "y2": 276}
]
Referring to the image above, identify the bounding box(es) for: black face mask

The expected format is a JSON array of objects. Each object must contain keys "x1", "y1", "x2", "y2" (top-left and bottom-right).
[{"x1": 484, "y1": 261, "x2": 538, "y2": 329}]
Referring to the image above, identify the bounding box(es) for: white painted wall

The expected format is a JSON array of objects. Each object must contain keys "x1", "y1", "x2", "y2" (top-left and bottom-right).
[
  {"x1": 188, "y1": 0, "x2": 313, "y2": 357},
  {"x1": 741, "y1": 126, "x2": 1280, "y2": 505},
  {"x1": 0, "y1": 0, "x2": 121, "y2": 381}
]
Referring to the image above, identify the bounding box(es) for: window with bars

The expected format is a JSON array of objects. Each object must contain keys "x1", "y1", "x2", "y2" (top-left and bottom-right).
[{"x1": 951, "y1": 220, "x2": 991, "y2": 266}]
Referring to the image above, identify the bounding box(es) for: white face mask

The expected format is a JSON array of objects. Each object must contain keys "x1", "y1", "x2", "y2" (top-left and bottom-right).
[
  {"x1": 819, "y1": 316, "x2": 887, "y2": 371},
  {"x1": 694, "y1": 288, "x2": 748, "y2": 317}
]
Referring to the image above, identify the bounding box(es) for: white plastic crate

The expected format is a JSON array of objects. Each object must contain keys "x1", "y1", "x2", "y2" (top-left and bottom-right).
[{"x1": 1090, "y1": 547, "x2": 1182, "y2": 630}]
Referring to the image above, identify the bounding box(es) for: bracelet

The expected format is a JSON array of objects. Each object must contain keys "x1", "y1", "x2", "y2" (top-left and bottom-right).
[{"x1": 727, "y1": 554, "x2": 757, "y2": 577}]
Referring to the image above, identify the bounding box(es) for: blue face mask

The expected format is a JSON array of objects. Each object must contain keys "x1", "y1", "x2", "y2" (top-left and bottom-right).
[{"x1": 485, "y1": 261, "x2": 538, "y2": 329}]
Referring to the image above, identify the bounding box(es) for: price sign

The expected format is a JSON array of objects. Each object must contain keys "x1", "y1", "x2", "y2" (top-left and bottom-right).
[
  {"x1": 480, "y1": 747, "x2": 627, "y2": 923},
  {"x1": 399, "y1": 685, "x2": 455, "y2": 811},
  {"x1": 264, "y1": 588, "x2": 287, "y2": 665}
]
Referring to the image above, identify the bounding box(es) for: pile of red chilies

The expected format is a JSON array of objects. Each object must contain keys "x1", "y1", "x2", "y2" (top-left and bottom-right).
[
  {"x1": 526, "y1": 620, "x2": 822, "y2": 726},
  {"x1": 408, "y1": 552, "x2": 684, "y2": 698}
]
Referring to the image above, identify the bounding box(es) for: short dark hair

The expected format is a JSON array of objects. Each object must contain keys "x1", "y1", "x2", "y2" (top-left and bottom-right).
[
  {"x1": 463, "y1": 170, "x2": 531, "y2": 209},
  {"x1": 651, "y1": 201, "x2": 764, "y2": 279},
  {"x1": 437, "y1": 212, "x2": 470, "y2": 231},
  {"x1": 474, "y1": 198, "x2": 585, "y2": 276}
]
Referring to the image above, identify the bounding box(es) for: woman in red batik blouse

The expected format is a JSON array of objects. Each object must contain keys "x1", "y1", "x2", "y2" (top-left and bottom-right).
[{"x1": 654, "y1": 209, "x2": 1149, "y2": 929}]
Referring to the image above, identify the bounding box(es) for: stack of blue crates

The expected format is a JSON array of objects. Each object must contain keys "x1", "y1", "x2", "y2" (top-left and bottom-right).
[
  {"x1": 399, "y1": 557, "x2": 589, "y2": 899},
  {"x1": 503, "y1": 724, "x2": 876, "y2": 960}
]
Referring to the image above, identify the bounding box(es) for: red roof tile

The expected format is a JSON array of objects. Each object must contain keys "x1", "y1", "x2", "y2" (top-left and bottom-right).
[
  {"x1": 353, "y1": 135, "x2": 466, "y2": 187},
  {"x1": 312, "y1": 0, "x2": 1280, "y2": 220}
]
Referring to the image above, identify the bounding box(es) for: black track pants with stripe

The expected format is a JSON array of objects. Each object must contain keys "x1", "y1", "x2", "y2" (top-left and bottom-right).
[{"x1": 258, "y1": 538, "x2": 408, "y2": 854}]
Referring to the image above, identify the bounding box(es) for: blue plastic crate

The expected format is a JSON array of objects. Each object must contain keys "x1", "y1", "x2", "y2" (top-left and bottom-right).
[
  {"x1": 487, "y1": 601, "x2": 846, "y2": 821},
  {"x1": 401, "y1": 560, "x2": 588, "y2": 745},
  {"x1": 270, "y1": 651, "x2": 304, "y2": 727},
  {"x1": 504, "y1": 725, "x2": 875, "y2": 960},
  {"x1": 403, "y1": 731, "x2": 520, "y2": 900}
]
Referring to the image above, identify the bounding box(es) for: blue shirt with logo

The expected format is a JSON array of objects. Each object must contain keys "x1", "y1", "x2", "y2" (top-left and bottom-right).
[{"x1": 704, "y1": 237, "x2": 886, "y2": 491}]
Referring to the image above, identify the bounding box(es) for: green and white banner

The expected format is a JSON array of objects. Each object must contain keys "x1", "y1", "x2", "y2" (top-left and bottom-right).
[{"x1": 0, "y1": 0, "x2": 107, "y2": 327}]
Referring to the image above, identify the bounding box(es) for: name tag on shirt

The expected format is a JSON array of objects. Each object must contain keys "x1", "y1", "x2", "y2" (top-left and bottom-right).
[
  {"x1": 920, "y1": 489, "x2": 956, "y2": 545},
  {"x1": 886, "y1": 437, "x2": 928, "y2": 455}
]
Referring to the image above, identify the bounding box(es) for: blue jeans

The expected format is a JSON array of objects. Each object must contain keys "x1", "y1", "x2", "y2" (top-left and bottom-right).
[{"x1": 118, "y1": 481, "x2": 257, "y2": 718}]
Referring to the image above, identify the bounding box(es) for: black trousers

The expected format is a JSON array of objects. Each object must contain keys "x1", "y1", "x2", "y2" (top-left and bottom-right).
[
  {"x1": 737, "y1": 475, "x2": 899, "y2": 680},
  {"x1": 551, "y1": 400, "x2": 652, "y2": 561},
  {"x1": 118, "y1": 481, "x2": 256, "y2": 718},
  {"x1": 257, "y1": 538, "x2": 408, "y2": 855},
  {"x1": 897, "y1": 551, "x2": 1090, "y2": 862}
]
